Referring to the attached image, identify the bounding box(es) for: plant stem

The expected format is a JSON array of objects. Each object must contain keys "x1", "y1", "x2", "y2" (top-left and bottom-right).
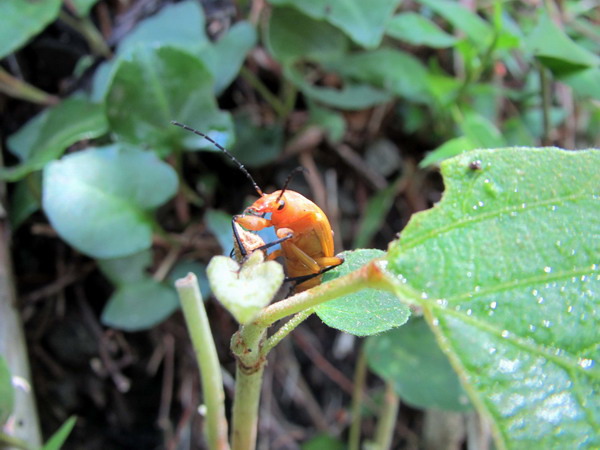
[
  {"x1": 0, "y1": 67, "x2": 59, "y2": 105},
  {"x1": 240, "y1": 66, "x2": 287, "y2": 118},
  {"x1": 58, "y1": 11, "x2": 112, "y2": 58},
  {"x1": 348, "y1": 346, "x2": 367, "y2": 450},
  {"x1": 539, "y1": 62, "x2": 552, "y2": 146},
  {"x1": 231, "y1": 364, "x2": 265, "y2": 450},
  {"x1": 253, "y1": 259, "x2": 394, "y2": 328},
  {"x1": 373, "y1": 383, "x2": 400, "y2": 449},
  {"x1": 261, "y1": 308, "x2": 313, "y2": 355},
  {"x1": 175, "y1": 274, "x2": 230, "y2": 450}
]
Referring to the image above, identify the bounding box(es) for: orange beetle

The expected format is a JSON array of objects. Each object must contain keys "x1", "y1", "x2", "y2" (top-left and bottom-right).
[{"x1": 172, "y1": 121, "x2": 343, "y2": 291}]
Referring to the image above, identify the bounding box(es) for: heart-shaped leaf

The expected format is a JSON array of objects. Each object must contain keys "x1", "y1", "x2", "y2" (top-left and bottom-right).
[
  {"x1": 269, "y1": 0, "x2": 401, "y2": 49},
  {"x1": 101, "y1": 280, "x2": 179, "y2": 331},
  {"x1": 97, "y1": 250, "x2": 153, "y2": 285},
  {"x1": 207, "y1": 252, "x2": 284, "y2": 324},
  {"x1": 106, "y1": 45, "x2": 233, "y2": 155},
  {"x1": 317, "y1": 249, "x2": 410, "y2": 336},
  {"x1": 385, "y1": 147, "x2": 600, "y2": 448},
  {"x1": 42, "y1": 145, "x2": 178, "y2": 258}
]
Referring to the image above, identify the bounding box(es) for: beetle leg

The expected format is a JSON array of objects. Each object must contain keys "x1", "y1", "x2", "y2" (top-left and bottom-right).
[{"x1": 234, "y1": 214, "x2": 271, "y2": 231}]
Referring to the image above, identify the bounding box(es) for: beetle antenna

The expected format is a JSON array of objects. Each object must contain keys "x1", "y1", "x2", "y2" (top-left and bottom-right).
[
  {"x1": 171, "y1": 121, "x2": 264, "y2": 196},
  {"x1": 276, "y1": 166, "x2": 306, "y2": 203}
]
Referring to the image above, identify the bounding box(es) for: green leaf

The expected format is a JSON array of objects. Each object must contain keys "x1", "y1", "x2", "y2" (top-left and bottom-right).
[
  {"x1": 330, "y1": 48, "x2": 430, "y2": 103},
  {"x1": 97, "y1": 250, "x2": 153, "y2": 285},
  {"x1": 417, "y1": 0, "x2": 493, "y2": 50},
  {"x1": 317, "y1": 249, "x2": 410, "y2": 336},
  {"x1": 560, "y1": 67, "x2": 600, "y2": 100},
  {"x1": 307, "y1": 103, "x2": 346, "y2": 142},
  {"x1": 266, "y1": 6, "x2": 348, "y2": 65},
  {"x1": 285, "y1": 66, "x2": 392, "y2": 110},
  {"x1": 205, "y1": 209, "x2": 234, "y2": 255},
  {"x1": 9, "y1": 175, "x2": 41, "y2": 229},
  {"x1": 210, "y1": 21, "x2": 257, "y2": 94},
  {"x1": 168, "y1": 261, "x2": 211, "y2": 300},
  {"x1": 207, "y1": 253, "x2": 284, "y2": 324},
  {"x1": 0, "y1": 357, "x2": 14, "y2": 425},
  {"x1": 353, "y1": 178, "x2": 400, "y2": 248},
  {"x1": 0, "y1": 0, "x2": 61, "y2": 58},
  {"x1": 526, "y1": 14, "x2": 600, "y2": 76},
  {"x1": 41, "y1": 416, "x2": 77, "y2": 450},
  {"x1": 460, "y1": 112, "x2": 507, "y2": 149},
  {"x1": 366, "y1": 318, "x2": 471, "y2": 411},
  {"x1": 117, "y1": 0, "x2": 207, "y2": 55},
  {"x1": 42, "y1": 145, "x2": 178, "y2": 259},
  {"x1": 71, "y1": 0, "x2": 99, "y2": 17},
  {"x1": 1, "y1": 98, "x2": 108, "y2": 181},
  {"x1": 101, "y1": 280, "x2": 179, "y2": 331},
  {"x1": 386, "y1": 12, "x2": 458, "y2": 48},
  {"x1": 269, "y1": 0, "x2": 401, "y2": 48},
  {"x1": 106, "y1": 45, "x2": 233, "y2": 155},
  {"x1": 231, "y1": 114, "x2": 283, "y2": 168},
  {"x1": 301, "y1": 434, "x2": 344, "y2": 450},
  {"x1": 420, "y1": 136, "x2": 477, "y2": 168},
  {"x1": 385, "y1": 148, "x2": 600, "y2": 448}
]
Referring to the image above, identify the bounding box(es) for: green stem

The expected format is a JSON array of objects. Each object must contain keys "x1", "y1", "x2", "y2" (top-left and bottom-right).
[
  {"x1": 175, "y1": 274, "x2": 230, "y2": 450},
  {"x1": 231, "y1": 364, "x2": 265, "y2": 450},
  {"x1": 262, "y1": 308, "x2": 313, "y2": 355},
  {"x1": 0, "y1": 67, "x2": 59, "y2": 105},
  {"x1": 373, "y1": 383, "x2": 400, "y2": 449},
  {"x1": 253, "y1": 259, "x2": 394, "y2": 328},
  {"x1": 59, "y1": 11, "x2": 112, "y2": 58},
  {"x1": 348, "y1": 346, "x2": 367, "y2": 450},
  {"x1": 240, "y1": 66, "x2": 287, "y2": 118},
  {"x1": 539, "y1": 62, "x2": 552, "y2": 146}
]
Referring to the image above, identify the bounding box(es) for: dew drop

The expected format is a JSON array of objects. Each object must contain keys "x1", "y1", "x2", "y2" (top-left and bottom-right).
[
  {"x1": 542, "y1": 319, "x2": 552, "y2": 328},
  {"x1": 550, "y1": 205, "x2": 557, "y2": 211},
  {"x1": 466, "y1": 271, "x2": 473, "y2": 278},
  {"x1": 490, "y1": 301, "x2": 497, "y2": 309},
  {"x1": 543, "y1": 266, "x2": 552, "y2": 273},
  {"x1": 537, "y1": 297, "x2": 544, "y2": 304},
  {"x1": 528, "y1": 324, "x2": 537, "y2": 332},
  {"x1": 531, "y1": 289, "x2": 538, "y2": 296},
  {"x1": 489, "y1": 347, "x2": 497, "y2": 354},
  {"x1": 474, "y1": 285, "x2": 481, "y2": 293},
  {"x1": 421, "y1": 292, "x2": 429, "y2": 299},
  {"x1": 466, "y1": 309, "x2": 473, "y2": 316},
  {"x1": 566, "y1": 305, "x2": 573, "y2": 313},
  {"x1": 436, "y1": 298, "x2": 448, "y2": 307},
  {"x1": 501, "y1": 330, "x2": 510, "y2": 338},
  {"x1": 578, "y1": 358, "x2": 594, "y2": 369},
  {"x1": 555, "y1": 240, "x2": 562, "y2": 247},
  {"x1": 520, "y1": 202, "x2": 527, "y2": 209},
  {"x1": 431, "y1": 318, "x2": 439, "y2": 326},
  {"x1": 591, "y1": 263, "x2": 598, "y2": 271}
]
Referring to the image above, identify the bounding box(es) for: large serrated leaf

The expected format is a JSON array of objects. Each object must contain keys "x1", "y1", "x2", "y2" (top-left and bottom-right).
[
  {"x1": 1, "y1": 97, "x2": 108, "y2": 181},
  {"x1": 42, "y1": 145, "x2": 178, "y2": 258},
  {"x1": 0, "y1": 0, "x2": 61, "y2": 58},
  {"x1": 385, "y1": 147, "x2": 600, "y2": 448},
  {"x1": 269, "y1": 0, "x2": 400, "y2": 49},
  {"x1": 317, "y1": 249, "x2": 410, "y2": 336},
  {"x1": 106, "y1": 45, "x2": 233, "y2": 155}
]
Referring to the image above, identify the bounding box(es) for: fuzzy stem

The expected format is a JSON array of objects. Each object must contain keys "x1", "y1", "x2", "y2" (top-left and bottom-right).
[
  {"x1": 231, "y1": 364, "x2": 265, "y2": 450},
  {"x1": 176, "y1": 274, "x2": 229, "y2": 450},
  {"x1": 261, "y1": 309, "x2": 313, "y2": 356},
  {"x1": 348, "y1": 346, "x2": 367, "y2": 450},
  {"x1": 373, "y1": 383, "x2": 400, "y2": 449}
]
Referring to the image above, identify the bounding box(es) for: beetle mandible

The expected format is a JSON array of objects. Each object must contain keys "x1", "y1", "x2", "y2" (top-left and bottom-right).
[{"x1": 172, "y1": 121, "x2": 344, "y2": 291}]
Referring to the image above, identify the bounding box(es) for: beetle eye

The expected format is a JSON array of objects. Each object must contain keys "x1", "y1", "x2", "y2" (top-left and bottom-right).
[{"x1": 277, "y1": 200, "x2": 285, "y2": 211}]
